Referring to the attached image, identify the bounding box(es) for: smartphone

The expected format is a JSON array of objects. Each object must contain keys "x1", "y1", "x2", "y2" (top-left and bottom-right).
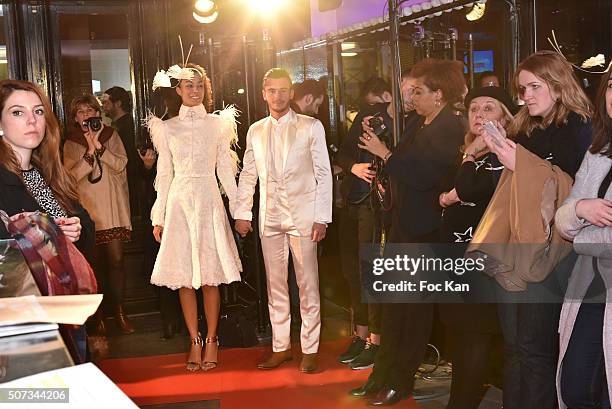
[{"x1": 483, "y1": 121, "x2": 506, "y2": 147}]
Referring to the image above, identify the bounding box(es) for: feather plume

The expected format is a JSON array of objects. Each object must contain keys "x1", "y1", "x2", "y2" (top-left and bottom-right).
[
  {"x1": 152, "y1": 70, "x2": 171, "y2": 91},
  {"x1": 214, "y1": 105, "x2": 241, "y2": 176},
  {"x1": 547, "y1": 30, "x2": 612, "y2": 74},
  {"x1": 143, "y1": 111, "x2": 166, "y2": 152}
]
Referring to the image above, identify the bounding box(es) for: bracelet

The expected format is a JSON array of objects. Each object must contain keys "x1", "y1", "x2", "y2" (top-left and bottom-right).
[
  {"x1": 383, "y1": 151, "x2": 392, "y2": 163},
  {"x1": 83, "y1": 153, "x2": 94, "y2": 167},
  {"x1": 462, "y1": 152, "x2": 476, "y2": 161}
]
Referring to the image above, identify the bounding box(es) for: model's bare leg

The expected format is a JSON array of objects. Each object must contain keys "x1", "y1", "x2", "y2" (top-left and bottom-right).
[
  {"x1": 201, "y1": 285, "x2": 220, "y2": 370},
  {"x1": 179, "y1": 287, "x2": 202, "y2": 371}
]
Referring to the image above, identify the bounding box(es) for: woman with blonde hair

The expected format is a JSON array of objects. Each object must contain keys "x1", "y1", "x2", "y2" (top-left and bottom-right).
[
  {"x1": 480, "y1": 50, "x2": 593, "y2": 409},
  {"x1": 63, "y1": 94, "x2": 134, "y2": 335},
  {"x1": 438, "y1": 86, "x2": 517, "y2": 409}
]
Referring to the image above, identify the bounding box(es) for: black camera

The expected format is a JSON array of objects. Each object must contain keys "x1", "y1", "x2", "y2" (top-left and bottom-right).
[
  {"x1": 368, "y1": 115, "x2": 388, "y2": 141},
  {"x1": 82, "y1": 117, "x2": 103, "y2": 132}
]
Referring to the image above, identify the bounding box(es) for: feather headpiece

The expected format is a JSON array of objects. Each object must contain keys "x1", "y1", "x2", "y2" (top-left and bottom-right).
[
  {"x1": 547, "y1": 30, "x2": 612, "y2": 74},
  {"x1": 152, "y1": 36, "x2": 200, "y2": 90}
]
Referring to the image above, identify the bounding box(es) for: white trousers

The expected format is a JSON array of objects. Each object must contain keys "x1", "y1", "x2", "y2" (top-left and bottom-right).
[{"x1": 260, "y1": 232, "x2": 321, "y2": 353}]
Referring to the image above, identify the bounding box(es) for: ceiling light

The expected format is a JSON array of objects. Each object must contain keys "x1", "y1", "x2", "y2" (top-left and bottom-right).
[
  {"x1": 193, "y1": 0, "x2": 218, "y2": 24},
  {"x1": 341, "y1": 42, "x2": 356, "y2": 51},
  {"x1": 341, "y1": 52, "x2": 357, "y2": 57},
  {"x1": 195, "y1": 0, "x2": 215, "y2": 13},
  {"x1": 193, "y1": 10, "x2": 218, "y2": 24},
  {"x1": 466, "y1": 1, "x2": 486, "y2": 21}
]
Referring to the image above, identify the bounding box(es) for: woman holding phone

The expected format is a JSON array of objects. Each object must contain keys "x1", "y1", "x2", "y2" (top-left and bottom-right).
[{"x1": 481, "y1": 51, "x2": 593, "y2": 409}]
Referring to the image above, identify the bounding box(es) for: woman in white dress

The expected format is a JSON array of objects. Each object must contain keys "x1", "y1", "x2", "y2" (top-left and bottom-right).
[{"x1": 148, "y1": 63, "x2": 242, "y2": 371}]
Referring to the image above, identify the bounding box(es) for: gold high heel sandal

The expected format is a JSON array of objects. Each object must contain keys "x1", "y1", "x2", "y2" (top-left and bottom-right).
[
  {"x1": 201, "y1": 336, "x2": 219, "y2": 371},
  {"x1": 186, "y1": 333, "x2": 203, "y2": 372}
]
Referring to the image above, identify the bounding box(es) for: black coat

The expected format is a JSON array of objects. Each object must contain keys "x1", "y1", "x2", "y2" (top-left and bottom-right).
[
  {"x1": 0, "y1": 165, "x2": 95, "y2": 252},
  {"x1": 337, "y1": 103, "x2": 393, "y2": 204},
  {"x1": 385, "y1": 106, "x2": 466, "y2": 240}
]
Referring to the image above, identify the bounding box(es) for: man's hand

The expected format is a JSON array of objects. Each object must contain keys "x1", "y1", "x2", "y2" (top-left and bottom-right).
[
  {"x1": 235, "y1": 219, "x2": 253, "y2": 237},
  {"x1": 351, "y1": 163, "x2": 376, "y2": 183},
  {"x1": 139, "y1": 148, "x2": 156, "y2": 170},
  {"x1": 153, "y1": 225, "x2": 163, "y2": 243},
  {"x1": 311, "y1": 222, "x2": 327, "y2": 242},
  {"x1": 56, "y1": 216, "x2": 82, "y2": 242}
]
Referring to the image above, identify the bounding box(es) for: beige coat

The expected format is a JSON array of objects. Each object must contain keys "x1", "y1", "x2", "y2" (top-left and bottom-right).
[
  {"x1": 63, "y1": 127, "x2": 132, "y2": 232},
  {"x1": 467, "y1": 145, "x2": 573, "y2": 291}
]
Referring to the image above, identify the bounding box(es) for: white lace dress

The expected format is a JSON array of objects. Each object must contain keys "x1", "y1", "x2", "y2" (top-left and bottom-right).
[{"x1": 148, "y1": 104, "x2": 242, "y2": 289}]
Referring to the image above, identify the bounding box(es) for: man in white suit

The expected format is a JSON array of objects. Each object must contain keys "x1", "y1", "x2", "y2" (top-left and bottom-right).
[{"x1": 235, "y1": 68, "x2": 332, "y2": 373}]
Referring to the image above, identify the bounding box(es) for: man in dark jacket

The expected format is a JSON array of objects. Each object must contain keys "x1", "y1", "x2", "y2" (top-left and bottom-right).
[
  {"x1": 335, "y1": 77, "x2": 399, "y2": 370},
  {"x1": 102, "y1": 86, "x2": 139, "y2": 216}
]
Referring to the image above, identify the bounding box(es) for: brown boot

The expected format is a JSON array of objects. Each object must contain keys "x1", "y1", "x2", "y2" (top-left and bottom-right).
[
  {"x1": 114, "y1": 305, "x2": 135, "y2": 334},
  {"x1": 299, "y1": 353, "x2": 319, "y2": 373},
  {"x1": 257, "y1": 350, "x2": 292, "y2": 370}
]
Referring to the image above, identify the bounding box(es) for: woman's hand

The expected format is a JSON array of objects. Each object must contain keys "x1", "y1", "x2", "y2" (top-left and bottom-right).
[
  {"x1": 56, "y1": 216, "x2": 82, "y2": 242},
  {"x1": 482, "y1": 121, "x2": 516, "y2": 171},
  {"x1": 358, "y1": 128, "x2": 391, "y2": 159},
  {"x1": 464, "y1": 134, "x2": 487, "y2": 160},
  {"x1": 351, "y1": 163, "x2": 376, "y2": 183},
  {"x1": 84, "y1": 132, "x2": 96, "y2": 155},
  {"x1": 439, "y1": 188, "x2": 460, "y2": 208},
  {"x1": 85, "y1": 128, "x2": 103, "y2": 151},
  {"x1": 575, "y1": 198, "x2": 612, "y2": 227},
  {"x1": 153, "y1": 225, "x2": 164, "y2": 243}
]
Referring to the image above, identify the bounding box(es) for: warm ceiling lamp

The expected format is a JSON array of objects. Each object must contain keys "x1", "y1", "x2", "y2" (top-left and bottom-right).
[
  {"x1": 245, "y1": 0, "x2": 286, "y2": 14},
  {"x1": 195, "y1": 0, "x2": 215, "y2": 13},
  {"x1": 193, "y1": 0, "x2": 219, "y2": 24},
  {"x1": 466, "y1": 1, "x2": 486, "y2": 21}
]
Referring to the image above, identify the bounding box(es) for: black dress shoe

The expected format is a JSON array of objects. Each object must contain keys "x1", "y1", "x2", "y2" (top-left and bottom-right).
[
  {"x1": 367, "y1": 388, "x2": 407, "y2": 406},
  {"x1": 349, "y1": 378, "x2": 384, "y2": 397}
]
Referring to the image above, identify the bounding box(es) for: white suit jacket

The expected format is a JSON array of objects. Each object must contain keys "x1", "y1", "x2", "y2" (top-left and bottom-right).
[{"x1": 234, "y1": 109, "x2": 332, "y2": 237}]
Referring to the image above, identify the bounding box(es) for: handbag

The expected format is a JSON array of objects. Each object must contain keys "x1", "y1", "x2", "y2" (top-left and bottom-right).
[{"x1": 0, "y1": 210, "x2": 97, "y2": 296}]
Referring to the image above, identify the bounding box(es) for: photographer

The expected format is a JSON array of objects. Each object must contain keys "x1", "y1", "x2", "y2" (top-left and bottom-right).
[
  {"x1": 335, "y1": 79, "x2": 395, "y2": 370},
  {"x1": 63, "y1": 94, "x2": 134, "y2": 336},
  {"x1": 352, "y1": 59, "x2": 466, "y2": 406}
]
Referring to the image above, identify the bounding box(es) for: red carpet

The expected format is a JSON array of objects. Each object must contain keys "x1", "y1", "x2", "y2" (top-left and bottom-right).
[{"x1": 98, "y1": 339, "x2": 422, "y2": 408}]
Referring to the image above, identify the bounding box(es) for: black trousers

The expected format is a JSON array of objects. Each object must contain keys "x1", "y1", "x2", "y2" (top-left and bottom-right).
[
  {"x1": 498, "y1": 302, "x2": 561, "y2": 409},
  {"x1": 369, "y1": 302, "x2": 434, "y2": 392},
  {"x1": 339, "y1": 201, "x2": 382, "y2": 334},
  {"x1": 561, "y1": 301, "x2": 610, "y2": 409},
  {"x1": 446, "y1": 329, "x2": 497, "y2": 409},
  {"x1": 367, "y1": 229, "x2": 439, "y2": 393}
]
